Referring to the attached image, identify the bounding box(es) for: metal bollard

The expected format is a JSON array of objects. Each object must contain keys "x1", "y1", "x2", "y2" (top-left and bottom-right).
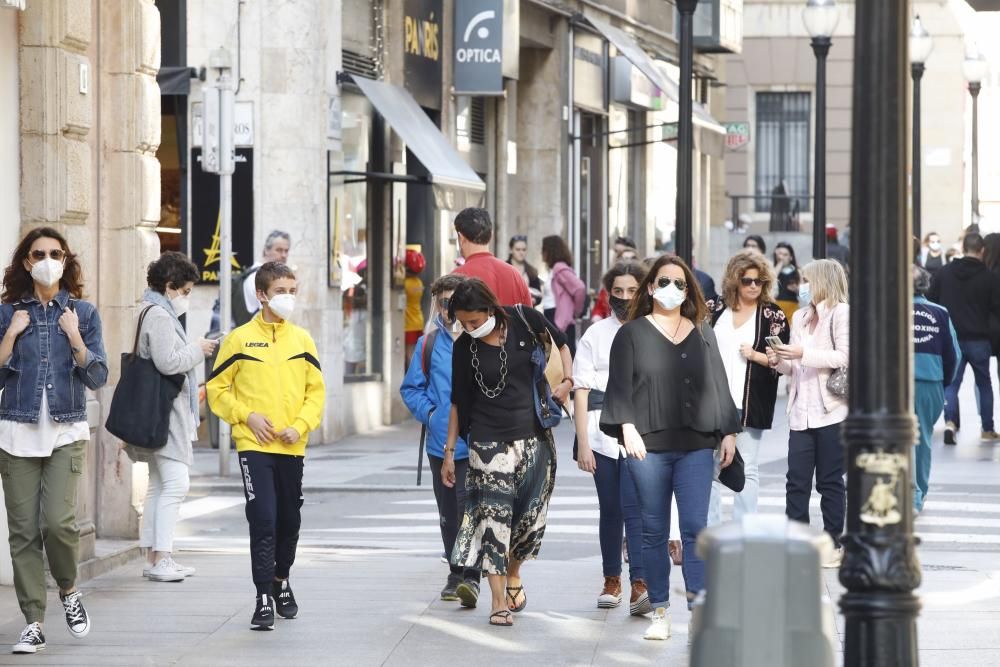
[{"x1": 690, "y1": 515, "x2": 837, "y2": 667}]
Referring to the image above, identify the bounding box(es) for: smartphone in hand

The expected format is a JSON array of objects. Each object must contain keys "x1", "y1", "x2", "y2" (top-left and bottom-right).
[{"x1": 765, "y1": 336, "x2": 783, "y2": 349}]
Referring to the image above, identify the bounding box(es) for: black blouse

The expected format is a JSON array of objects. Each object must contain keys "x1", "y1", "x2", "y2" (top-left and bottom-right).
[
  {"x1": 599, "y1": 317, "x2": 741, "y2": 450},
  {"x1": 452, "y1": 307, "x2": 567, "y2": 443}
]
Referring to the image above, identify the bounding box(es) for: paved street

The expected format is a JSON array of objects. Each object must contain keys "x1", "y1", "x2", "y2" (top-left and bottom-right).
[{"x1": 0, "y1": 372, "x2": 999, "y2": 665}]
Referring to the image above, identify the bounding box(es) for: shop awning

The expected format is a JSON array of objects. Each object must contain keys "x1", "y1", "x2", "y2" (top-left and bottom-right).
[
  {"x1": 585, "y1": 15, "x2": 726, "y2": 157},
  {"x1": 350, "y1": 76, "x2": 485, "y2": 208},
  {"x1": 157, "y1": 66, "x2": 197, "y2": 95}
]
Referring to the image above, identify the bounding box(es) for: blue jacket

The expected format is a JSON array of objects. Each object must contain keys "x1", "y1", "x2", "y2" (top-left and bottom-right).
[
  {"x1": 399, "y1": 317, "x2": 469, "y2": 460},
  {"x1": 0, "y1": 291, "x2": 108, "y2": 423},
  {"x1": 913, "y1": 296, "x2": 959, "y2": 385}
]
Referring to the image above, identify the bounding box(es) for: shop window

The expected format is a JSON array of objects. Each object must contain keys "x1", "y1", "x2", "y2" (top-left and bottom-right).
[
  {"x1": 754, "y1": 92, "x2": 810, "y2": 213},
  {"x1": 157, "y1": 97, "x2": 183, "y2": 253}
]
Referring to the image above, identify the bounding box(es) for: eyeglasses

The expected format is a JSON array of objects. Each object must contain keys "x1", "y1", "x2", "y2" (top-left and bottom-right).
[
  {"x1": 656, "y1": 277, "x2": 687, "y2": 291},
  {"x1": 740, "y1": 277, "x2": 764, "y2": 287},
  {"x1": 30, "y1": 249, "x2": 66, "y2": 262}
]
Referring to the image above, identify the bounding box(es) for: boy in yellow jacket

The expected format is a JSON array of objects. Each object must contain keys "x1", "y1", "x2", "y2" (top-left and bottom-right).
[{"x1": 207, "y1": 262, "x2": 325, "y2": 631}]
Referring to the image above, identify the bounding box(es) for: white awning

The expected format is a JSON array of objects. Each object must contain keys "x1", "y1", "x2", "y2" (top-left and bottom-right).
[
  {"x1": 351, "y1": 76, "x2": 485, "y2": 202},
  {"x1": 585, "y1": 15, "x2": 726, "y2": 154}
]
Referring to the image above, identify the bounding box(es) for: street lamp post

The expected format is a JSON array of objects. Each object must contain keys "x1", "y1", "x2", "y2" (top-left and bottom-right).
[
  {"x1": 674, "y1": 0, "x2": 698, "y2": 266},
  {"x1": 840, "y1": 0, "x2": 921, "y2": 665},
  {"x1": 910, "y1": 16, "x2": 933, "y2": 240},
  {"x1": 804, "y1": 0, "x2": 839, "y2": 261},
  {"x1": 963, "y1": 47, "x2": 987, "y2": 226}
]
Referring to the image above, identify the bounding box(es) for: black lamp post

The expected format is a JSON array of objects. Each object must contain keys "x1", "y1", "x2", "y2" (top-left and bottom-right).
[
  {"x1": 963, "y1": 47, "x2": 987, "y2": 226},
  {"x1": 804, "y1": 0, "x2": 839, "y2": 260},
  {"x1": 674, "y1": 0, "x2": 698, "y2": 266},
  {"x1": 840, "y1": 0, "x2": 921, "y2": 665},
  {"x1": 910, "y1": 15, "x2": 932, "y2": 241}
]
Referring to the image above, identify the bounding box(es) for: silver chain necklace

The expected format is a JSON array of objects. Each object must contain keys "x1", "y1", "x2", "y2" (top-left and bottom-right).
[{"x1": 470, "y1": 333, "x2": 508, "y2": 399}]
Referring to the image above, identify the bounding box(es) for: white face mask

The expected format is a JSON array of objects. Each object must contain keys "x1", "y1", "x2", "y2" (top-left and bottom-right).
[
  {"x1": 652, "y1": 283, "x2": 686, "y2": 311},
  {"x1": 798, "y1": 283, "x2": 812, "y2": 305},
  {"x1": 928, "y1": 241, "x2": 941, "y2": 252},
  {"x1": 467, "y1": 315, "x2": 496, "y2": 339},
  {"x1": 31, "y1": 258, "x2": 64, "y2": 288},
  {"x1": 266, "y1": 293, "x2": 296, "y2": 320},
  {"x1": 169, "y1": 291, "x2": 190, "y2": 318}
]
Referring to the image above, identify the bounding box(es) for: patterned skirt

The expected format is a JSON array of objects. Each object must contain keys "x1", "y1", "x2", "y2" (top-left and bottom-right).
[{"x1": 451, "y1": 432, "x2": 556, "y2": 576}]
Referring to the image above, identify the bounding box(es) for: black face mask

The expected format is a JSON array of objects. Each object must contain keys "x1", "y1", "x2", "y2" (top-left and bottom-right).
[{"x1": 609, "y1": 295, "x2": 632, "y2": 322}]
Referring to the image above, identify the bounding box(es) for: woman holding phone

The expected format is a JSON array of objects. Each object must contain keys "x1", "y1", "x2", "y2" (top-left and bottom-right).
[{"x1": 708, "y1": 250, "x2": 789, "y2": 524}]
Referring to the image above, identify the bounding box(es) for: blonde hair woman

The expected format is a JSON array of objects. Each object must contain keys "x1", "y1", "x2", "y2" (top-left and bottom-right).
[
  {"x1": 766, "y1": 259, "x2": 849, "y2": 568},
  {"x1": 708, "y1": 250, "x2": 789, "y2": 525}
]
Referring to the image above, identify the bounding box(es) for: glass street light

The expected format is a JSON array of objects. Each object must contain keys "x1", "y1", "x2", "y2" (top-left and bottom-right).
[
  {"x1": 804, "y1": 0, "x2": 839, "y2": 259},
  {"x1": 910, "y1": 15, "x2": 932, "y2": 238},
  {"x1": 964, "y1": 46, "x2": 987, "y2": 223}
]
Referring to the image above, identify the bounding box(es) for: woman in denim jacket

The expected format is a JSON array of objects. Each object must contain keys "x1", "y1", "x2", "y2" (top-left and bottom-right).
[{"x1": 0, "y1": 227, "x2": 108, "y2": 654}]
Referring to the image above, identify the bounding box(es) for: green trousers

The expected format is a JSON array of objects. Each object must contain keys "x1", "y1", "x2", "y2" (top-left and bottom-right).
[{"x1": 0, "y1": 441, "x2": 85, "y2": 624}]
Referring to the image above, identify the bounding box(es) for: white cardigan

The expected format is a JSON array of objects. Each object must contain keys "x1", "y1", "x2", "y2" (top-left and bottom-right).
[{"x1": 776, "y1": 302, "x2": 850, "y2": 425}]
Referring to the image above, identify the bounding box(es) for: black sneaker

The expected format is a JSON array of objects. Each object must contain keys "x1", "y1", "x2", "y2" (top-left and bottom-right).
[
  {"x1": 441, "y1": 573, "x2": 462, "y2": 601},
  {"x1": 59, "y1": 590, "x2": 90, "y2": 638},
  {"x1": 12, "y1": 623, "x2": 45, "y2": 654},
  {"x1": 456, "y1": 580, "x2": 480, "y2": 608},
  {"x1": 251, "y1": 594, "x2": 275, "y2": 630},
  {"x1": 944, "y1": 422, "x2": 957, "y2": 446},
  {"x1": 272, "y1": 580, "x2": 298, "y2": 619}
]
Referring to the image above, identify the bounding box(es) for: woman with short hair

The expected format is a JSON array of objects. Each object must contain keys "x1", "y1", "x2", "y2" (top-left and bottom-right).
[
  {"x1": 767, "y1": 259, "x2": 850, "y2": 567},
  {"x1": 0, "y1": 227, "x2": 108, "y2": 654},
  {"x1": 125, "y1": 252, "x2": 218, "y2": 583}
]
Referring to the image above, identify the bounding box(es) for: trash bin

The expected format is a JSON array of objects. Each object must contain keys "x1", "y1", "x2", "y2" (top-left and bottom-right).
[{"x1": 691, "y1": 515, "x2": 837, "y2": 667}]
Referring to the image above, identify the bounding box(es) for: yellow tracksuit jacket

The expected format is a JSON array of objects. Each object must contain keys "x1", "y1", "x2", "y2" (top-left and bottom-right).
[{"x1": 207, "y1": 313, "x2": 325, "y2": 456}]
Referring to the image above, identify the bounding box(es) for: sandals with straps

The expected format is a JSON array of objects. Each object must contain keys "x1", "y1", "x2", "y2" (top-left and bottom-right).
[
  {"x1": 506, "y1": 585, "x2": 527, "y2": 613},
  {"x1": 489, "y1": 610, "x2": 513, "y2": 626}
]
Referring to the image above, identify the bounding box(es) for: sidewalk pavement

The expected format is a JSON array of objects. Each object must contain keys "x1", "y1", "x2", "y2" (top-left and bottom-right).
[{"x1": 0, "y1": 382, "x2": 998, "y2": 664}]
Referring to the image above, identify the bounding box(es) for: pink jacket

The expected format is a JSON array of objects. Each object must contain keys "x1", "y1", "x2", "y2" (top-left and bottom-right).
[
  {"x1": 776, "y1": 302, "x2": 850, "y2": 419},
  {"x1": 550, "y1": 262, "x2": 586, "y2": 331}
]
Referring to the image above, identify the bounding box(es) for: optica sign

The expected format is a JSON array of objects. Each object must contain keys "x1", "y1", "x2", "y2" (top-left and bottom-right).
[{"x1": 454, "y1": 0, "x2": 503, "y2": 94}]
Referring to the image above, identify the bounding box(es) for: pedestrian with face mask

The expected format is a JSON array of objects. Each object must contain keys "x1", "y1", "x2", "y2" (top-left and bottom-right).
[
  {"x1": 919, "y1": 232, "x2": 946, "y2": 276},
  {"x1": 125, "y1": 252, "x2": 218, "y2": 583},
  {"x1": 573, "y1": 261, "x2": 651, "y2": 615},
  {"x1": 207, "y1": 262, "x2": 326, "y2": 631},
  {"x1": 399, "y1": 274, "x2": 481, "y2": 603},
  {"x1": 0, "y1": 227, "x2": 108, "y2": 654},
  {"x1": 600, "y1": 255, "x2": 741, "y2": 642},
  {"x1": 444, "y1": 278, "x2": 570, "y2": 627}
]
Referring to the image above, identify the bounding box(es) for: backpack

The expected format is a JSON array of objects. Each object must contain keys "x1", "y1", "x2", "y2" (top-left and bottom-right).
[
  {"x1": 420, "y1": 329, "x2": 439, "y2": 379},
  {"x1": 231, "y1": 266, "x2": 260, "y2": 327}
]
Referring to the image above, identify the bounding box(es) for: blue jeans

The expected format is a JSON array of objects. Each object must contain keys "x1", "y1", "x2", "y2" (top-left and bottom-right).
[
  {"x1": 593, "y1": 452, "x2": 644, "y2": 581},
  {"x1": 914, "y1": 380, "x2": 944, "y2": 512},
  {"x1": 626, "y1": 448, "x2": 714, "y2": 610},
  {"x1": 945, "y1": 339, "x2": 994, "y2": 432}
]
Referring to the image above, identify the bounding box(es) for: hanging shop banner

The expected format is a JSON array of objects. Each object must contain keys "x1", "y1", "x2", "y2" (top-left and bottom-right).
[
  {"x1": 454, "y1": 0, "x2": 503, "y2": 95},
  {"x1": 403, "y1": 0, "x2": 443, "y2": 109},
  {"x1": 191, "y1": 147, "x2": 254, "y2": 283}
]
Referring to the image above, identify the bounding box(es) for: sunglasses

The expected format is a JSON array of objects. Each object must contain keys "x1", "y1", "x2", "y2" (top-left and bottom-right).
[
  {"x1": 656, "y1": 277, "x2": 687, "y2": 291},
  {"x1": 740, "y1": 277, "x2": 764, "y2": 287},
  {"x1": 30, "y1": 249, "x2": 66, "y2": 262},
  {"x1": 510, "y1": 235, "x2": 527, "y2": 243}
]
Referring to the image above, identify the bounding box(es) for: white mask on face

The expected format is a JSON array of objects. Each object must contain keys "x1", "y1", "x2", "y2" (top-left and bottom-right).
[
  {"x1": 652, "y1": 283, "x2": 686, "y2": 311},
  {"x1": 31, "y1": 258, "x2": 64, "y2": 288},
  {"x1": 467, "y1": 315, "x2": 497, "y2": 339},
  {"x1": 798, "y1": 283, "x2": 812, "y2": 306},
  {"x1": 169, "y1": 290, "x2": 190, "y2": 318},
  {"x1": 266, "y1": 293, "x2": 296, "y2": 320},
  {"x1": 929, "y1": 241, "x2": 941, "y2": 252}
]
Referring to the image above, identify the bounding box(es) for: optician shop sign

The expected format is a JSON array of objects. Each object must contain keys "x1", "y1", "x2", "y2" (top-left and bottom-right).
[{"x1": 454, "y1": 0, "x2": 503, "y2": 95}]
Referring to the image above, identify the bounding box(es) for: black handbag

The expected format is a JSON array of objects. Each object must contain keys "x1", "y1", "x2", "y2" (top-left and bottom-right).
[
  {"x1": 105, "y1": 306, "x2": 185, "y2": 449},
  {"x1": 718, "y1": 447, "x2": 746, "y2": 493}
]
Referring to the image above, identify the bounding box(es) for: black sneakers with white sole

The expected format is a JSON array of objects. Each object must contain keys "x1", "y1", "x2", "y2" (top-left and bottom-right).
[
  {"x1": 59, "y1": 590, "x2": 90, "y2": 638},
  {"x1": 272, "y1": 580, "x2": 298, "y2": 619},
  {"x1": 12, "y1": 623, "x2": 45, "y2": 654},
  {"x1": 251, "y1": 594, "x2": 275, "y2": 630}
]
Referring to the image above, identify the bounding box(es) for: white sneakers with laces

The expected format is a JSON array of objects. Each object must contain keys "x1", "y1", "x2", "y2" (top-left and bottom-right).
[
  {"x1": 147, "y1": 557, "x2": 184, "y2": 582},
  {"x1": 167, "y1": 557, "x2": 195, "y2": 577},
  {"x1": 644, "y1": 607, "x2": 671, "y2": 640},
  {"x1": 144, "y1": 555, "x2": 195, "y2": 580}
]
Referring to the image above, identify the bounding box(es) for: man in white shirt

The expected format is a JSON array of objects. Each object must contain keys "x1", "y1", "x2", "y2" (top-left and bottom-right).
[{"x1": 241, "y1": 230, "x2": 291, "y2": 316}]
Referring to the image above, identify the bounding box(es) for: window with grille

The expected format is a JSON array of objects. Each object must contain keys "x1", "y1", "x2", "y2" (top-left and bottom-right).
[
  {"x1": 754, "y1": 92, "x2": 810, "y2": 213},
  {"x1": 470, "y1": 97, "x2": 486, "y2": 145}
]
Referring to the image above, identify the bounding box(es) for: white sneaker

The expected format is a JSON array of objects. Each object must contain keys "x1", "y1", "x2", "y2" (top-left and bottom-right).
[
  {"x1": 142, "y1": 562, "x2": 152, "y2": 578},
  {"x1": 643, "y1": 607, "x2": 671, "y2": 640},
  {"x1": 147, "y1": 557, "x2": 184, "y2": 582},
  {"x1": 822, "y1": 546, "x2": 844, "y2": 569},
  {"x1": 167, "y1": 557, "x2": 195, "y2": 577}
]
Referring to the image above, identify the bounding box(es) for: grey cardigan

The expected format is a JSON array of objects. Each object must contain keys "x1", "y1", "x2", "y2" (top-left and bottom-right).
[{"x1": 124, "y1": 303, "x2": 203, "y2": 465}]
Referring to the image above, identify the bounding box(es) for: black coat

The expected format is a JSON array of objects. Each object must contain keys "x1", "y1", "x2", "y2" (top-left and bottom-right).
[
  {"x1": 928, "y1": 257, "x2": 1000, "y2": 341},
  {"x1": 709, "y1": 300, "x2": 790, "y2": 430}
]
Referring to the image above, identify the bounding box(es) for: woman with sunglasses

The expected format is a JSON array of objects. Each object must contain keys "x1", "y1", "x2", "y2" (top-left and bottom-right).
[
  {"x1": 506, "y1": 235, "x2": 542, "y2": 306},
  {"x1": 707, "y1": 250, "x2": 789, "y2": 525},
  {"x1": 600, "y1": 255, "x2": 740, "y2": 642},
  {"x1": 0, "y1": 227, "x2": 108, "y2": 653}
]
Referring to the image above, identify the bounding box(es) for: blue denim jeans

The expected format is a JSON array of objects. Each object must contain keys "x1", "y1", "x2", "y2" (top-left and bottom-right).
[
  {"x1": 944, "y1": 339, "x2": 994, "y2": 432},
  {"x1": 593, "y1": 451, "x2": 643, "y2": 581},
  {"x1": 626, "y1": 448, "x2": 714, "y2": 610}
]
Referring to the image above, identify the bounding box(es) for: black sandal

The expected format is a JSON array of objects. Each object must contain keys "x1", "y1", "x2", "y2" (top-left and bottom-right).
[
  {"x1": 489, "y1": 610, "x2": 513, "y2": 626},
  {"x1": 506, "y1": 585, "x2": 527, "y2": 613}
]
